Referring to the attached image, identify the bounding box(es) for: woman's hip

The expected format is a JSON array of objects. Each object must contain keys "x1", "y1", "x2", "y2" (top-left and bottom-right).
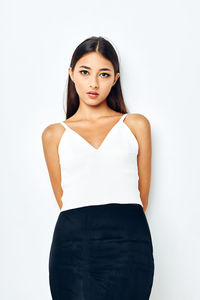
[{"x1": 49, "y1": 203, "x2": 154, "y2": 266}]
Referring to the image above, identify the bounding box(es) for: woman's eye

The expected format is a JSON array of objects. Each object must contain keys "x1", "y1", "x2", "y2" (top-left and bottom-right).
[
  {"x1": 100, "y1": 73, "x2": 110, "y2": 77},
  {"x1": 80, "y1": 70, "x2": 88, "y2": 75}
]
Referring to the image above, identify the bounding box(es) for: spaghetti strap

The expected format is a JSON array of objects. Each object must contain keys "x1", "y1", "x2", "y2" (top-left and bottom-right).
[
  {"x1": 60, "y1": 121, "x2": 68, "y2": 130},
  {"x1": 120, "y1": 113, "x2": 128, "y2": 122}
]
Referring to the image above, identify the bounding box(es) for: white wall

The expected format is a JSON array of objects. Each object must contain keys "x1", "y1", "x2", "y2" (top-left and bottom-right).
[{"x1": 1, "y1": 0, "x2": 200, "y2": 299}]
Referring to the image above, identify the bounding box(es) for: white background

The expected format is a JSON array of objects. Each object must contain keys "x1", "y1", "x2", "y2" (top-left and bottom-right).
[{"x1": 1, "y1": 0, "x2": 200, "y2": 299}]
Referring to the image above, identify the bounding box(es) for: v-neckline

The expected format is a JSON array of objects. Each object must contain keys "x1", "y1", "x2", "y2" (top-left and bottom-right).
[{"x1": 61, "y1": 113, "x2": 127, "y2": 152}]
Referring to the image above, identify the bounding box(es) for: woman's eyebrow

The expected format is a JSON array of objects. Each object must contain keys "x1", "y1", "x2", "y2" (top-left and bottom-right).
[{"x1": 79, "y1": 65, "x2": 112, "y2": 71}]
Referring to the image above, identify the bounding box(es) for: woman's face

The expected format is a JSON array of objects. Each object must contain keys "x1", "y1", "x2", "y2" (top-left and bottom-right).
[{"x1": 68, "y1": 51, "x2": 120, "y2": 106}]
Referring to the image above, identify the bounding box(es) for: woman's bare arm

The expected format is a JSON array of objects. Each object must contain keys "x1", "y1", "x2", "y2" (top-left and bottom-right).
[
  {"x1": 41, "y1": 124, "x2": 64, "y2": 210},
  {"x1": 126, "y1": 114, "x2": 152, "y2": 212}
]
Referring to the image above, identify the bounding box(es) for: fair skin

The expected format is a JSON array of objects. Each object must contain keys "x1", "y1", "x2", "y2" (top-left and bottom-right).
[{"x1": 42, "y1": 51, "x2": 152, "y2": 212}]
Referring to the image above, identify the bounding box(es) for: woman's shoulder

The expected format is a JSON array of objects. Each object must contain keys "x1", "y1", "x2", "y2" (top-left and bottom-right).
[
  {"x1": 125, "y1": 113, "x2": 151, "y2": 143},
  {"x1": 41, "y1": 122, "x2": 64, "y2": 146},
  {"x1": 126, "y1": 113, "x2": 151, "y2": 127}
]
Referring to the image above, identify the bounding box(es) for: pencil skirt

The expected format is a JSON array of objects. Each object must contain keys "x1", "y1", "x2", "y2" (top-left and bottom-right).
[{"x1": 49, "y1": 203, "x2": 155, "y2": 300}]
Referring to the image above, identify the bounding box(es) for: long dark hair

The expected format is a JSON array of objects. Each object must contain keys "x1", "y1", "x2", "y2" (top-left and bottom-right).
[{"x1": 64, "y1": 36, "x2": 128, "y2": 119}]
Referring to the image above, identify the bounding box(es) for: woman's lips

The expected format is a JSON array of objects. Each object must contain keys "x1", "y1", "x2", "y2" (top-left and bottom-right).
[
  {"x1": 87, "y1": 91, "x2": 99, "y2": 95},
  {"x1": 87, "y1": 93, "x2": 99, "y2": 99},
  {"x1": 87, "y1": 91, "x2": 99, "y2": 98}
]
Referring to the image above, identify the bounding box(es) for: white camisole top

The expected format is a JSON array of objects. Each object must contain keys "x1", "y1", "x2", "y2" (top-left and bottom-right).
[{"x1": 58, "y1": 113, "x2": 143, "y2": 212}]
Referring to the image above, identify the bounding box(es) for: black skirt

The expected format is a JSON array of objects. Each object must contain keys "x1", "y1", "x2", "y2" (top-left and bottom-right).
[{"x1": 49, "y1": 203, "x2": 155, "y2": 300}]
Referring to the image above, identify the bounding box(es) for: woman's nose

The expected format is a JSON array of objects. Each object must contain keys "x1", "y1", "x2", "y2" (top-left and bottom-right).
[{"x1": 89, "y1": 76, "x2": 99, "y2": 88}]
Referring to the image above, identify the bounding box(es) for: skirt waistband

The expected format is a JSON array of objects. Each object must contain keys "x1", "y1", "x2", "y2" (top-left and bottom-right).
[
  {"x1": 60, "y1": 203, "x2": 143, "y2": 216},
  {"x1": 54, "y1": 203, "x2": 153, "y2": 246}
]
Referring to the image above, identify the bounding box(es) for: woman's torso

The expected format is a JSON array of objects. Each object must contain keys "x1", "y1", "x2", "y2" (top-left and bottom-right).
[{"x1": 58, "y1": 113, "x2": 143, "y2": 212}]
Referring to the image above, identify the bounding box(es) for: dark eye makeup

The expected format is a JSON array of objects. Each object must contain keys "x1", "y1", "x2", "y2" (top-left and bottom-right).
[{"x1": 79, "y1": 70, "x2": 111, "y2": 77}]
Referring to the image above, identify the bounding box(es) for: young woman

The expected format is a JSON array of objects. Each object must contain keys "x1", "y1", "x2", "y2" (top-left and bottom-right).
[{"x1": 42, "y1": 36, "x2": 154, "y2": 300}]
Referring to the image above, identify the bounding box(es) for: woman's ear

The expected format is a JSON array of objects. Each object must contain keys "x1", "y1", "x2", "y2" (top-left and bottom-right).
[
  {"x1": 113, "y1": 72, "x2": 120, "y2": 86},
  {"x1": 68, "y1": 67, "x2": 74, "y2": 82}
]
